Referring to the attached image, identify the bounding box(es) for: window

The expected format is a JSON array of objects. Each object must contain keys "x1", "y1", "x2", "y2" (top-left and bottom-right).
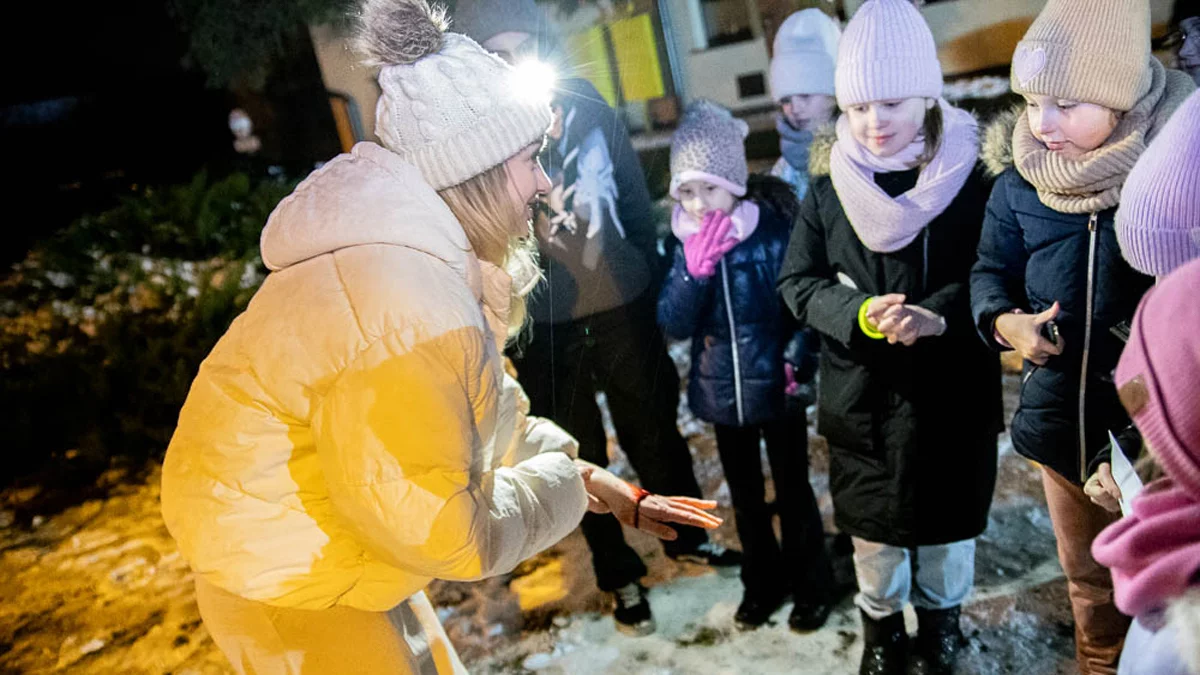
[{"x1": 698, "y1": 0, "x2": 755, "y2": 48}]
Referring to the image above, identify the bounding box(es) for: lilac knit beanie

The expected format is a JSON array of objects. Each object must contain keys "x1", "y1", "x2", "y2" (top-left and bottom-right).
[
  {"x1": 1116, "y1": 89, "x2": 1200, "y2": 278},
  {"x1": 834, "y1": 0, "x2": 942, "y2": 109}
]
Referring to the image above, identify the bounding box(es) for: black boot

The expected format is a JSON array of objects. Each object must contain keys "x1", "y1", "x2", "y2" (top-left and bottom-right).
[
  {"x1": 859, "y1": 609, "x2": 908, "y2": 675},
  {"x1": 734, "y1": 590, "x2": 788, "y2": 630},
  {"x1": 911, "y1": 606, "x2": 965, "y2": 675},
  {"x1": 612, "y1": 583, "x2": 655, "y2": 636},
  {"x1": 788, "y1": 598, "x2": 834, "y2": 633}
]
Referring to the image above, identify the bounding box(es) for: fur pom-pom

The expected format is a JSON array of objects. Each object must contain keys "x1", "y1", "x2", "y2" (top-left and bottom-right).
[{"x1": 354, "y1": 0, "x2": 448, "y2": 67}]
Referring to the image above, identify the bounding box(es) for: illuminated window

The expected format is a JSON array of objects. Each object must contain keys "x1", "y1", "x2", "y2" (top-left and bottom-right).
[{"x1": 696, "y1": 0, "x2": 755, "y2": 48}]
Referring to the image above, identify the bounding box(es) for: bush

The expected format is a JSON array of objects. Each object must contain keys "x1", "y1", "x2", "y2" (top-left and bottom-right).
[{"x1": 1, "y1": 171, "x2": 296, "y2": 483}]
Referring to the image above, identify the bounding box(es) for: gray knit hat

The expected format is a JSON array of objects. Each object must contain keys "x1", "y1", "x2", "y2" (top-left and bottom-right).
[
  {"x1": 356, "y1": 0, "x2": 551, "y2": 190},
  {"x1": 669, "y1": 101, "x2": 750, "y2": 198},
  {"x1": 452, "y1": 0, "x2": 542, "y2": 46}
]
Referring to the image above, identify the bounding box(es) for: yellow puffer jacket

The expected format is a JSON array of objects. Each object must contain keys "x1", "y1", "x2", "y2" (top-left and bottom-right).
[{"x1": 161, "y1": 142, "x2": 589, "y2": 612}]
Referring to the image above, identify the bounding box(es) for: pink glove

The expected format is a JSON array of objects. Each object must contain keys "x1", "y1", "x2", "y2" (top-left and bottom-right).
[
  {"x1": 683, "y1": 210, "x2": 739, "y2": 279},
  {"x1": 784, "y1": 362, "x2": 800, "y2": 397}
]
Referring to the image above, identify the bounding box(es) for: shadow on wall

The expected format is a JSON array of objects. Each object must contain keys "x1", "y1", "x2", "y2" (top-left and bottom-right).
[{"x1": 939, "y1": 17, "x2": 1035, "y2": 77}]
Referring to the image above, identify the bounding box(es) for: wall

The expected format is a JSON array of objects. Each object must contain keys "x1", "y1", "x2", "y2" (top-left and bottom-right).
[
  {"x1": 309, "y1": 23, "x2": 381, "y2": 143},
  {"x1": 664, "y1": 0, "x2": 774, "y2": 111},
  {"x1": 842, "y1": 0, "x2": 1178, "y2": 76}
]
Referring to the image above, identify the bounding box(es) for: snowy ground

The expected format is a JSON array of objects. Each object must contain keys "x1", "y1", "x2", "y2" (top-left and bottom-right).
[{"x1": 0, "y1": 349, "x2": 1079, "y2": 674}]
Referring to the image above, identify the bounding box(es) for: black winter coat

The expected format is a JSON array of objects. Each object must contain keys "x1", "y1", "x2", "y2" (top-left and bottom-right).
[
  {"x1": 658, "y1": 177, "x2": 803, "y2": 428},
  {"x1": 971, "y1": 167, "x2": 1152, "y2": 485},
  {"x1": 778, "y1": 159, "x2": 1002, "y2": 548}
]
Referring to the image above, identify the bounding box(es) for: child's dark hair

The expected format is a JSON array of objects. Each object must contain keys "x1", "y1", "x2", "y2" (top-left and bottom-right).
[{"x1": 917, "y1": 100, "x2": 943, "y2": 165}]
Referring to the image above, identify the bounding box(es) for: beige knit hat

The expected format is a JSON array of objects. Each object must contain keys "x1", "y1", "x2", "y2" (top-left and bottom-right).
[
  {"x1": 1011, "y1": 0, "x2": 1153, "y2": 112},
  {"x1": 355, "y1": 0, "x2": 552, "y2": 190}
]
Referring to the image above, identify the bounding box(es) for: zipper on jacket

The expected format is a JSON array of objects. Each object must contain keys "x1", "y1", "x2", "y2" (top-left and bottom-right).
[
  {"x1": 922, "y1": 228, "x2": 930, "y2": 293},
  {"x1": 719, "y1": 259, "x2": 745, "y2": 426},
  {"x1": 1078, "y1": 212, "x2": 1099, "y2": 483}
]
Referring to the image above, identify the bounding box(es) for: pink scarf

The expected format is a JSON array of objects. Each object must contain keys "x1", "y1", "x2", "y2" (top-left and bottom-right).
[
  {"x1": 671, "y1": 201, "x2": 760, "y2": 244},
  {"x1": 1092, "y1": 478, "x2": 1200, "y2": 618},
  {"x1": 829, "y1": 98, "x2": 979, "y2": 253}
]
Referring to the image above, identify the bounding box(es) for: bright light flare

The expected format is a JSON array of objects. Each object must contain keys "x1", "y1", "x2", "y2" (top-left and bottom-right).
[{"x1": 510, "y1": 59, "x2": 557, "y2": 104}]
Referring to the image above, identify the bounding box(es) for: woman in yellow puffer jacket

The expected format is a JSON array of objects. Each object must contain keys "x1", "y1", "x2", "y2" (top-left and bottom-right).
[{"x1": 160, "y1": 2, "x2": 720, "y2": 673}]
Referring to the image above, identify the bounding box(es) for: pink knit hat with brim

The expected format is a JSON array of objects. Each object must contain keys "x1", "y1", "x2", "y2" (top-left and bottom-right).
[
  {"x1": 1117, "y1": 89, "x2": 1200, "y2": 278},
  {"x1": 834, "y1": 0, "x2": 942, "y2": 109},
  {"x1": 1115, "y1": 257, "x2": 1200, "y2": 499}
]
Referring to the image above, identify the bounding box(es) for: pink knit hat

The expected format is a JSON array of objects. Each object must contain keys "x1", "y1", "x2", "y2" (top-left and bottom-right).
[
  {"x1": 1116, "y1": 89, "x2": 1200, "y2": 278},
  {"x1": 1115, "y1": 257, "x2": 1200, "y2": 499},
  {"x1": 834, "y1": 0, "x2": 942, "y2": 109}
]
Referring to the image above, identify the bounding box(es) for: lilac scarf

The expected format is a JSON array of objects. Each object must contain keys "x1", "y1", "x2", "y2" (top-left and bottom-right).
[{"x1": 829, "y1": 98, "x2": 979, "y2": 253}]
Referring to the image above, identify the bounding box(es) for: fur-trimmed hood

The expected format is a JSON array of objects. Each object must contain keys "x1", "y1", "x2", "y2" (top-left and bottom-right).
[
  {"x1": 807, "y1": 124, "x2": 837, "y2": 178},
  {"x1": 981, "y1": 105, "x2": 1022, "y2": 178}
]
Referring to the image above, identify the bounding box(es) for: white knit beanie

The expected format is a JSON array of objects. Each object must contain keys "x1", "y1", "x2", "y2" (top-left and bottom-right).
[
  {"x1": 669, "y1": 101, "x2": 749, "y2": 199},
  {"x1": 355, "y1": 0, "x2": 552, "y2": 190},
  {"x1": 835, "y1": 0, "x2": 942, "y2": 109},
  {"x1": 770, "y1": 9, "x2": 841, "y2": 100}
]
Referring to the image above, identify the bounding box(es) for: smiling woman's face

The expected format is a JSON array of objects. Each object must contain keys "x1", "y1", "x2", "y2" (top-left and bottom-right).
[
  {"x1": 504, "y1": 140, "x2": 551, "y2": 234},
  {"x1": 844, "y1": 98, "x2": 928, "y2": 157}
]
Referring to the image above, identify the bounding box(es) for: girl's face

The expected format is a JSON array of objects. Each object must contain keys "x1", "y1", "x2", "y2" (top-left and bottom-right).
[
  {"x1": 845, "y1": 98, "x2": 929, "y2": 157},
  {"x1": 482, "y1": 31, "x2": 534, "y2": 65},
  {"x1": 1178, "y1": 17, "x2": 1200, "y2": 81},
  {"x1": 505, "y1": 140, "x2": 552, "y2": 235},
  {"x1": 781, "y1": 94, "x2": 837, "y2": 132},
  {"x1": 1023, "y1": 94, "x2": 1120, "y2": 159},
  {"x1": 676, "y1": 180, "x2": 736, "y2": 221}
]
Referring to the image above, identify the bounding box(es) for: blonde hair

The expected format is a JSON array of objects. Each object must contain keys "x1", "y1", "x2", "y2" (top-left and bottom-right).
[{"x1": 437, "y1": 162, "x2": 542, "y2": 340}]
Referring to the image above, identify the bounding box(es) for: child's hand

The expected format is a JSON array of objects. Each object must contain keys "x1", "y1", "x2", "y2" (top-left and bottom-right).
[
  {"x1": 683, "y1": 210, "x2": 738, "y2": 279},
  {"x1": 994, "y1": 302, "x2": 1064, "y2": 365},
  {"x1": 1083, "y1": 463, "x2": 1123, "y2": 514},
  {"x1": 864, "y1": 294, "x2": 907, "y2": 329},
  {"x1": 784, "y1": 362, "x2": 800, "y2": 396},
  {"x1": 875, "y1": 304, "x2": 946, "y2": 346}
]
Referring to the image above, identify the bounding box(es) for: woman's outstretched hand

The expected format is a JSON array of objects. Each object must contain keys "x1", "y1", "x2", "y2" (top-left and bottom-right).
[{"x1": 576, "y1": 460, "x2": 722, "y2": 540}]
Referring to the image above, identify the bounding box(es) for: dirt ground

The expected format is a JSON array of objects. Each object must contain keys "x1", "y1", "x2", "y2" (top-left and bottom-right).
[{"x1": 0, "y1": 348, "x2": 1079, "y2": 674}]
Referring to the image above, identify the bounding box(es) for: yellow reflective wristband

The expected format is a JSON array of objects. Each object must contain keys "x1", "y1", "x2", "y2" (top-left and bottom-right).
[{"x1": 858, "y1": 297, "x2": 886, "y2": 340}]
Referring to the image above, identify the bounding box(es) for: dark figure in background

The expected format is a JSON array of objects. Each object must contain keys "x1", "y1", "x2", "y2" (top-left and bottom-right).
[{"x1": 452, "y1": 0, "x2": 740, "y2": 637}]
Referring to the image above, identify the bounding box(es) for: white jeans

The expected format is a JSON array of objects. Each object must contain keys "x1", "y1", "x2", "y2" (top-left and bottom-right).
[{"x1": 852, "y1": 537, "x2": 976, "y2": 620}]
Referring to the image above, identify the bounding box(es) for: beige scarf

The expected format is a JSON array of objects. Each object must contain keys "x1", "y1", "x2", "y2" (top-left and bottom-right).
[{"x1": 1013, "y1": 59, "x2": 1196, "y2": 214}]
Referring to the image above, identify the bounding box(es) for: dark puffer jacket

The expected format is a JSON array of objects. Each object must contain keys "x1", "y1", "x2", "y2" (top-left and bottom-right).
[
  {"x1": 658, "y1": 176, "x2": 802, "y2": 428},
  {"x1": 970, "y1": 108, "x2": 1154, "y2": 485},
  {"x1": 777, "y1": 133, "x2": 1002, "y2": 548}
]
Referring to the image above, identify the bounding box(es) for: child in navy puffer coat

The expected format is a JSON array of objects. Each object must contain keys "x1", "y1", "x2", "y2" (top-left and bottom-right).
[{"x1": 657, "y1": 101, "x2": 834, "y2": 632}]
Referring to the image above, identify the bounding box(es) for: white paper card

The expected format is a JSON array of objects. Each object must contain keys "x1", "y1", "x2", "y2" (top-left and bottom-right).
[{"x1": 1109, "y1": 430, "x2": 1143, "y2": 517}]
